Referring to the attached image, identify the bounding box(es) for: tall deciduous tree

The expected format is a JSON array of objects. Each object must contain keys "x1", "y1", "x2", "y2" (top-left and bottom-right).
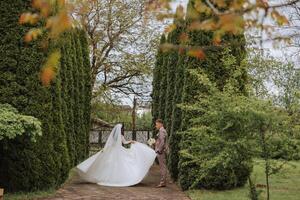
[{"x1": 73, "y1": 0, "x2": 161, "y2": 99}]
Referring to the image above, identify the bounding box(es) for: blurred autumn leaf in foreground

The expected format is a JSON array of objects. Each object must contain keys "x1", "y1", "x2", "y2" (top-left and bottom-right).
[
  {"x1": 150, "y1": 0, "x2": 292, "y2": 59},
  {"x1": 19, "y1": 0, "x2": 72, "y2": 86},
  {"x1": 20, "y1": 0, "x2": 295, "y2": 84},
  {"x1": 40, "y1": 50, "x2": 61, "y2": 86}
]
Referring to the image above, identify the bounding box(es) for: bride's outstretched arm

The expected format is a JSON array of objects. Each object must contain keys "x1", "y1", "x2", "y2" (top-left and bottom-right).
[{"x1": 121, "y1": 135, "x2": 134, "y2": 144}]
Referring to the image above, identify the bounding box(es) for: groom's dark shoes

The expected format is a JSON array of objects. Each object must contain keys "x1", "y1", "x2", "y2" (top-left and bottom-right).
[{"x1": 156, "y1": 183, "x2": 166, "y2": 188}]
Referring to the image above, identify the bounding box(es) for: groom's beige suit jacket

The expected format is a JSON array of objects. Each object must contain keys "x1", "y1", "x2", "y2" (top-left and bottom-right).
[{"x1": 155, "y1": 127, "x2": 167, "y2": 154}]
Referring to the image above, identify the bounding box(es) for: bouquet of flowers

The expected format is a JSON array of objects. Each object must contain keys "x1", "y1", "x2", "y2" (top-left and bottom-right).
[{"x1": 147, "y1": 138, "x2": 156, "y2": 148}]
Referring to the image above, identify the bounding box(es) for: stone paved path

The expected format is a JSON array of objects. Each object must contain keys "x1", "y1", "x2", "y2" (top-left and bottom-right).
[{"x1": 42, "y1": 164, "x2": 191, "y2": 200}]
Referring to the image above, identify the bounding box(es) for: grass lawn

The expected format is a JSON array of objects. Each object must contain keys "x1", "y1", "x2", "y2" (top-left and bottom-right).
[
  {"x1": 188, "y1": 160, "x2": 300, "y2": 200},
  {"x1": 4, "y1": 189, "x2": 56, "y2": 200}
]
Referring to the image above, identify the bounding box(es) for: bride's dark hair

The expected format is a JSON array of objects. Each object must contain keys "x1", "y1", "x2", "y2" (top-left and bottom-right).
[{"x1": 121, "y1": 123, "x2": 125, "y2": 136}]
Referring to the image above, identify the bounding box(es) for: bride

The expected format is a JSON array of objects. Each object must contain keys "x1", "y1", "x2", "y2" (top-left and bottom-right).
[{"x1": 76, "y1": 123, "x2": 156, "y2": 187}]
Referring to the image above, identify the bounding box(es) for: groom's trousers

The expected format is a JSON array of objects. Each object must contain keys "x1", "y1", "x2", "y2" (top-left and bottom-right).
[{"x1": 157, "y1": 152, "x2": 167, "y2": 185}]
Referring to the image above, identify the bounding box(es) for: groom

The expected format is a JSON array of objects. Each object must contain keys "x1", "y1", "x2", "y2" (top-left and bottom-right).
[{"x1": 155, "y1": 119, "x2": 167, "y2": 188}]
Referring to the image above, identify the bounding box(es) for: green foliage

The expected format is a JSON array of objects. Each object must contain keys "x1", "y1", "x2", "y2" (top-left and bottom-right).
[
  {"x1": 92, "y1": 102, "x2": 132, "y2": 125},
  {"x1": 168, "y1": 25, "x2": 187, "y2": 181},
  {"x1": 158, "y1": 40, "x2": 170, "y2": 123},
  {"x1": 180, "y1": 0, "x2": 247, "y2": 131},
  {"x1": 248, "y1": 50, "x2": 300, "y2": 111},
  {"x1": 164, "y1": 20, "x2": 185, "y2": 133},
  {"x1": 151, "y1": 35, "x2": 166, "y2": 128},
  {"x1": 178, "y1": 87, "x2": 255, "y2": 190},
  {"x1": 0, "y1": 0, "x2": 91, "y2": 191},
  {"x1": 179, "y1": 128, "x2": 253, "y2": 190},
  {"x1": 177, "y1": 56, "x2": 296, "y2": 191},
  {"x1": 255, "y1": 133, "x2": 300, "y2": 161},
  {"x1": 136, "y1": 112, "x2": 152, "y2": 130},
  {"x1": 79, "y1": 30, "x2": 92, "y2": 155},
  {"x1": 188, "y1": 160, "x2": 300, "y2": 200},
  {"x1": 92, "y1": 101, "x2": 151, "y2": 130},
  {"x1": 0, "y1": 104, "x2": 42, "y2": 141},
  {"x1": 153, "y1": 1, "x2": 247, "y2": 181}
]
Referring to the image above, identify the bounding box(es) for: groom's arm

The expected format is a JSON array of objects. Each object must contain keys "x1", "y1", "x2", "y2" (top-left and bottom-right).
[{"x1": 156, "y1": 129, "x2": 166, "y2": 154}]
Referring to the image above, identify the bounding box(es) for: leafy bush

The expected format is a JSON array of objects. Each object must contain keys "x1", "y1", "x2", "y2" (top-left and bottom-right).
[
  {"x1": 179, "y1": 128, "x2": 253, "y2": 190},
  {"x1": 267, "y1": 135, "x2": 300, "y2": 160},
  {"x1": 0, "y1": 104, "x2": 41, "y2": 141}
]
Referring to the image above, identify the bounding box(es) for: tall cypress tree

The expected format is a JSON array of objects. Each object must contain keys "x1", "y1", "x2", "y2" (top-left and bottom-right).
[
  {"x1": 0, "y1": 0, "x2": 57, "y2": 191},
  {"x1": 70, "y1": 32, "x2": 81, "y2": 163},
  {"x1": 63, "y1": 32, "x2": 77, "y2": 166},
  {"x1": 152, "y1": 35, "x2": 166, "y2": 128},
  {"x1": 79, "y1": 30, "x2": 92, "y2": 156},
  {"x1": 167, "y1": 0, "x2": 247, "y2": 180},
  {"x1": 74, "y1": 29, "x2": 87, "y2": 161},
  {"x1": 0, "y1": 1, "x2": 92, "y2": 191},
  {"x1": 49, "y1": 39, "x2": 71, "y2": 183},
  {"x1": 168, "y1": 21, "x2": 187, "y2": 180},
  {"x1": 180, "y1": 0, "x2": 247, "y2": 131},
  {"x1": 164, "y1": 19, "x2": 184, "y2": 133},
  {"x1": 60, "y1": 37, "x2": 75, "y2": 166},
  {"x1": 158, "y1": 37, "x2": 170, "y2": 124}
]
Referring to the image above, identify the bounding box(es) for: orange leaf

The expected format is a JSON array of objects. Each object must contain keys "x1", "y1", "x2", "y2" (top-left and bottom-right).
[
  {"x1": 40, "y1": 50, "x2": 61, "y2": 86},
  {"x1": 24, "y1": 33, "x2": 33, "y2": 43},
  {"x1": 271, "y1": 10, "x2": 289, "y2": 26},
  {"x1": 187, "y1": 49, "x2": 205, "y2": 60},
  {"x1": 257, "y1": 0, "x2": 269, "y2": 8},
  {"x1": 160, "y1": 43, "x2": 174, "y2": 53},
  {"x1": 32, "y1": 0, "x2": 51, "y2": 17},
  {"x1": 219, "y1": 14, "x2": 244, "y2": 34},
  {"x1": 48, "y1": 10, "x2": 72, "y2": 38},
  {"x1": 189, "y1": 19, "x2": 218, "y2": 31},
  {"x1": 213, "y1": 36, "x2": 222, "y2": 45},
  {"x1": 19, "y1": 13, "x2": 27, "y2": 24},
  {"x1": 179, "y1": 32, "x2": 189, "y2": 43},
  {"x1": 213, "y1": 31, "x2": 223, "y2": 45},
  {"x1": 213, "y1": 0, "x2": 227, "y2": 8},
  {"x1": 32, "y1": 0, "x2": 43, "y2": 9},
  {"x1": 40, "y1": 66, "x2": 55, "y2": 86},
  {"x1": 230, "y1": 0, "x2": 244, "y2": 10},
  {"x1": 45, "y1": 18, "x2": 54, "y2": 29},
  {"x1": 164, "y1": 24, "x2": 176, "y2": 33},
  {"x1": 24, "y1": 29, "x2": 42, "y2": 42},
  {"x1": 194, "y1": 0, "x2": 211, "y2": 15},
  {"x1": 19, "y1": 13, "x2": 39, "y2": 25},
  {"x1": 57, "y1": 0, "x2": 66, "y2": 7}
]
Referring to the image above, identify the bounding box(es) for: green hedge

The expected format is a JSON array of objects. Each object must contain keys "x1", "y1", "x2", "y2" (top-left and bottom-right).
[{"x1": 0, "y1": 0, "x2": 91, "y2": 191}]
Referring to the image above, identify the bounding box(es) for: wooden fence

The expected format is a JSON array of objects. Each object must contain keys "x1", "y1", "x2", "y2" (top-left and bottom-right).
[{"x1": 89, "y1": 128, "x2": 152, "y2": 148}]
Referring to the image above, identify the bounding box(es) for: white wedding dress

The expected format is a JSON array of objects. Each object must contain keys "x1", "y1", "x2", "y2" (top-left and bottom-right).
[{"x1": 76, "y1": 124, "x2": 156, "y2": 187}]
